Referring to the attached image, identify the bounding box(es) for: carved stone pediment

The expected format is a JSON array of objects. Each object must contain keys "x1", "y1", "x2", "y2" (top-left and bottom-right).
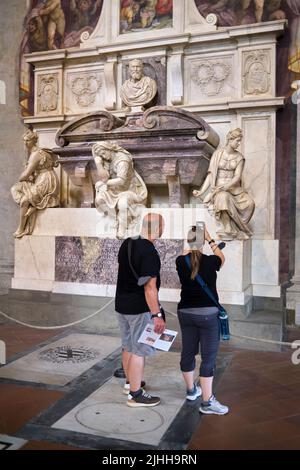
[
  {"x1": 56, "y1": 111, "x2": 125, "y2": 147},
  {"x1": 56, "y1": 106, "x2": 219, "y2": 149},
  {"x1": 140, "y1": 107, "x2": 219, "y2": 147}
]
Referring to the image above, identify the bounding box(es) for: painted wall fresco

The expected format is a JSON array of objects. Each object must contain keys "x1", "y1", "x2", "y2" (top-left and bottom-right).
[
  {"x1": 120, "y1": 0, "x2": 173, "y2": 34},
  {"x1": 20, "y1": 0, "x2": 103, "y2": 116}
]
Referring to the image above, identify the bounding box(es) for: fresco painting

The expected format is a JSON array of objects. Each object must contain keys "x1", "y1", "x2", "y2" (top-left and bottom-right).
[
  {"x1": 20, "y1": 0, "x2": 103, "y2": 116},
  {"x1": 120, "y1": 0, "x2": 173, "y2": 34}
]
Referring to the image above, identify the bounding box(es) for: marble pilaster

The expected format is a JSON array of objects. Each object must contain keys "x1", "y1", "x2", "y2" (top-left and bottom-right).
[{"x1": 287, "y1": 81, "x2": 300, "y2": 324}]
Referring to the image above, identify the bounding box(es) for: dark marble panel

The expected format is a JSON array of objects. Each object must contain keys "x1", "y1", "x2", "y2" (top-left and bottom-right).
[
  {"x1": 155, "y1": 239, "x2": 183, "y2": 289},
  {"x1": 276, "y1": 100, "x2": 297, "y2": 282},
  {"x1": 55, "y1": 237, "x2": 183, "y2": 289},
  {"x1": 55, "y1": 237, "x2": 122, "y2": 285}
]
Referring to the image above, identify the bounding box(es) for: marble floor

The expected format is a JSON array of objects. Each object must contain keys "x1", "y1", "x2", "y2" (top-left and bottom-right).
[
  {"x1": 0, "y1": 434, "x2": 27, "y2": 450},
  {"x1": 0, "y1": 333, "x2": 121, "y2": 386},
  {"x1": 52, "y1": 353, "x2": 185, "y2": 446},
  {"x1": 0, "y1": 324, "x2": 300, "y2": 450}
]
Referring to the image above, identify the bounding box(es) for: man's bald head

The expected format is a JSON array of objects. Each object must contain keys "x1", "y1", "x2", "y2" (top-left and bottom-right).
[{"x1": 141, "y1": 213, "x2": 164, "y2": 241}]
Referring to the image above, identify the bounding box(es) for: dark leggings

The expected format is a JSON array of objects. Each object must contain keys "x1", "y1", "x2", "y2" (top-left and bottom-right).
[{"x1": 178, "y1": 312, "x2": 220, "y2": 377}]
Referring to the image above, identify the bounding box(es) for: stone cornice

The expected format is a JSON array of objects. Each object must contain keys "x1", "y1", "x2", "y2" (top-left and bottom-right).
[{"x1": 24, "y1": 20, "x2": 286, "y2": 68}]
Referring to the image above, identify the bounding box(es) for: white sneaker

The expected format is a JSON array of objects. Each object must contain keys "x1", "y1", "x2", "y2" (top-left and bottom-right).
[
  {"x1": 186, "y1": 383, "x2": 202, "y2": 401},
  {"x1": 199, "y1": 395, "x2": 229, "y2": 415}
]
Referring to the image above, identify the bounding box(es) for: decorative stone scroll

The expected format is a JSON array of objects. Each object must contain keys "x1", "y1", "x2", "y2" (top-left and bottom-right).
[
  {"x1": 205, "y1": 13, "x2": 218, "y2": 26},
  {"x1": 55, "y1": 111, "x2": 125, "y2": 147}
]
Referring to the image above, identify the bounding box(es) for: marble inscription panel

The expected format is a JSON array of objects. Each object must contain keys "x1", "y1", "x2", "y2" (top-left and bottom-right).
[{"x1": 55, "y1": 237, "x2": 183, "y2": 288}]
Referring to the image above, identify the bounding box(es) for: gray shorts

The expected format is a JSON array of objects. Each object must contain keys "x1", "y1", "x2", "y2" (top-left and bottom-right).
[{"x1": 118, "y1": 312, "x2": 156, "y2": 357}]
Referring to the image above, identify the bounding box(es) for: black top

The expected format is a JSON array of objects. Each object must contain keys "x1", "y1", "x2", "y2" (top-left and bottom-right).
[
  {"x1": 115, "y1": 237, "x2": 161, "y2": 315},
  {"x1": 176, "y1": 254, "x2": 222, "y2": 309}
]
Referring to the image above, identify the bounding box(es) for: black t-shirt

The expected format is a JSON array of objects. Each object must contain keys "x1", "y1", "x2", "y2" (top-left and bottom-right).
[
  {"x1": 176, "y1": 254, "x2": 222, "y2": 309},
  {"x1": 115, "y1": 237, "x2": 161, "y2": 315}
]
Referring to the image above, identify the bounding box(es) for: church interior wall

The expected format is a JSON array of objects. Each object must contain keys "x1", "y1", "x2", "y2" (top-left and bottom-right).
[
  {"x1": 0, "y1": 0, "x2": 28, "y2": 290},
  {"x1": 0, "y1": 0, "x2": 299, "y2": 320}
]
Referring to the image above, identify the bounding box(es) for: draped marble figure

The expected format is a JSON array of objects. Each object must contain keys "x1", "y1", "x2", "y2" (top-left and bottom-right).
[
  {"x1": 120, "y1": 58, "x2": 157, "y2": 109},
  {"x1": 11, "y1": 129, "x2": 59, "y2": 238},
  {"x1": 193, "y1": 128, "x2": 255, "y2": 240},
  {"x1": 92, "y1": 141, "x2": 148, "y2": 239}
]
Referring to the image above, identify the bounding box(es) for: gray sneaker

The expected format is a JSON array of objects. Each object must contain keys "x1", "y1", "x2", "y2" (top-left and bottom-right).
[
  {"x1": 199, "y1": 395, "x2": 229, "y2": 415},
  {"x1": 127, "y1": 390, "x2": 160, "y2": 408},
  {"x1": 186, "y1": 383, "x2": 202, "y2": 401}
]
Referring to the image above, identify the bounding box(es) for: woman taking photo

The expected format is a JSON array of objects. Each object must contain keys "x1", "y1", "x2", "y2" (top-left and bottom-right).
[{"x1": 176, "y1": 226, "x2": 229, "y2": 415}]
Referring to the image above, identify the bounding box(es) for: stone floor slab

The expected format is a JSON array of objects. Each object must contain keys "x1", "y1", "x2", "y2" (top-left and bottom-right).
[
  {"x1": 0, "y1": 434, "x2": 27, "y2": 450},
  {"x1": 52, "y1": 351, "x2": 187, "y2": 446},
  {"x1": 0, "y1": 334, "x2": 120, "y2": 386}
]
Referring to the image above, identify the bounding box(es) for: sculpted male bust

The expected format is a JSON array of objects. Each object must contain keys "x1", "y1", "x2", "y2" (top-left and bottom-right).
[{"x1": 120, "y1": 58, "x2": 157, "y2": 111}]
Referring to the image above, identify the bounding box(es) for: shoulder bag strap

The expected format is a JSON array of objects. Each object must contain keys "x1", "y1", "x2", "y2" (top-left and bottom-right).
[
  {"x1": 184, "y1": 254, "x2": 223, "y2": 311},
  {"x1": 127, "y1": 238, "x2": 139, "y2": 281}
]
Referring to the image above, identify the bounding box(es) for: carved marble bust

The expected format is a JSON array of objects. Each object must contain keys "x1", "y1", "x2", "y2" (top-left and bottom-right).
[{"x1": 120, "y1": 59, "x2": 157, "y2": 110}]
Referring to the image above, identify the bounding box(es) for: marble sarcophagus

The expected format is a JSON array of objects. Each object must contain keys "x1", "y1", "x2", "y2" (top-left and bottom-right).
[{"x1": 54, "y1": 106, "x2": 219, "y2": 208}]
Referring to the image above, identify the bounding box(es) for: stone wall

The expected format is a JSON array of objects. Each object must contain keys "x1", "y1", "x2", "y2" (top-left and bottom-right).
[{"x1": 0, "y1": 0, "x2": 27, "y2": 289}]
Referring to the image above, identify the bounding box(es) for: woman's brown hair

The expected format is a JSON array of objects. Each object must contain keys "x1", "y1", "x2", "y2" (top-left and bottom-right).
[
  {"x1": 190, "y1": 250, "x2": 202, "y2": 280},
  {"x1": 187, "y1": 226, "x2": 202, "y2": 280}
]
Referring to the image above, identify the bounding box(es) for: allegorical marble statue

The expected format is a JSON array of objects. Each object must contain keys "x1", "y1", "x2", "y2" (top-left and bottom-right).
[
  {"x1": 193, "y1": 128, "x2": 255, "y2": 240},
  {"x1": 11, "y1": 129, "x2": 60, "y2": 238},
  {"x1": 92, "y1": 141, "x2": 148, "y2": 239},
  {"x1": 120, "y1": 58, "x2": 157, "y2": 110}
]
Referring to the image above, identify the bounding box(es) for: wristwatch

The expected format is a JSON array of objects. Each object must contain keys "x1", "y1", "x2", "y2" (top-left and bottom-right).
[
  {"x1": 208, "y1": 239, "x2": 215, "y2": 245},
  {"x1": 151, "y1": 312, "x2": 162, "y2": 319}
]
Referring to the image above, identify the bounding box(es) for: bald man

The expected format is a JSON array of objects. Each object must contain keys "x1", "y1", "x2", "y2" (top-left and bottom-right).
[{"x1": 115, "y1": 213, "x2": 165, "y2": 407}]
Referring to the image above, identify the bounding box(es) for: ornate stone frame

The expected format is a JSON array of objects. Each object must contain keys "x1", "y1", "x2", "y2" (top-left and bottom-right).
[{"x1": 80, "y1": 0, "x2": 216, "y2": 49}]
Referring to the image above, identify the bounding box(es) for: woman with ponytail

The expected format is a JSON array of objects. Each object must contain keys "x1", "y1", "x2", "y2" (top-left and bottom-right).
[{"x1": 175, "y1": 226, "x2": 229, "y2": 415}]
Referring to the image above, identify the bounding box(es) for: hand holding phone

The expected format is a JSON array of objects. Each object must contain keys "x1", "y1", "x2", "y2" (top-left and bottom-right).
[
  {"x1": 204, "y1": 226, "x2": 211, "y2": 242},
  {"x1": 196, "y1": 222, "x2": 205, "y2": 247},
  {"x1": 187, "y1": 222, "x2": 205, "y2": 250}
]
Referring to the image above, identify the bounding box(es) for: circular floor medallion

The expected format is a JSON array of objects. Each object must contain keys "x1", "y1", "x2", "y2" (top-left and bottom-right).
[
  {"x1": 38, "y1": 346, "x2": 100, "y2": 364},
  {"x1": 75, "y1": 402, "x2": 165, "y2": 435}
]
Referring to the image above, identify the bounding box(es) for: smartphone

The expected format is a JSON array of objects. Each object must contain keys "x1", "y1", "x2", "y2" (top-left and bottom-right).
[
  {"x1": 196, "y1": 221, "x2": 205, "y2": 247},
  {"x1": 187, "y1": 222, "x2": 205, "y2": 249}
]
